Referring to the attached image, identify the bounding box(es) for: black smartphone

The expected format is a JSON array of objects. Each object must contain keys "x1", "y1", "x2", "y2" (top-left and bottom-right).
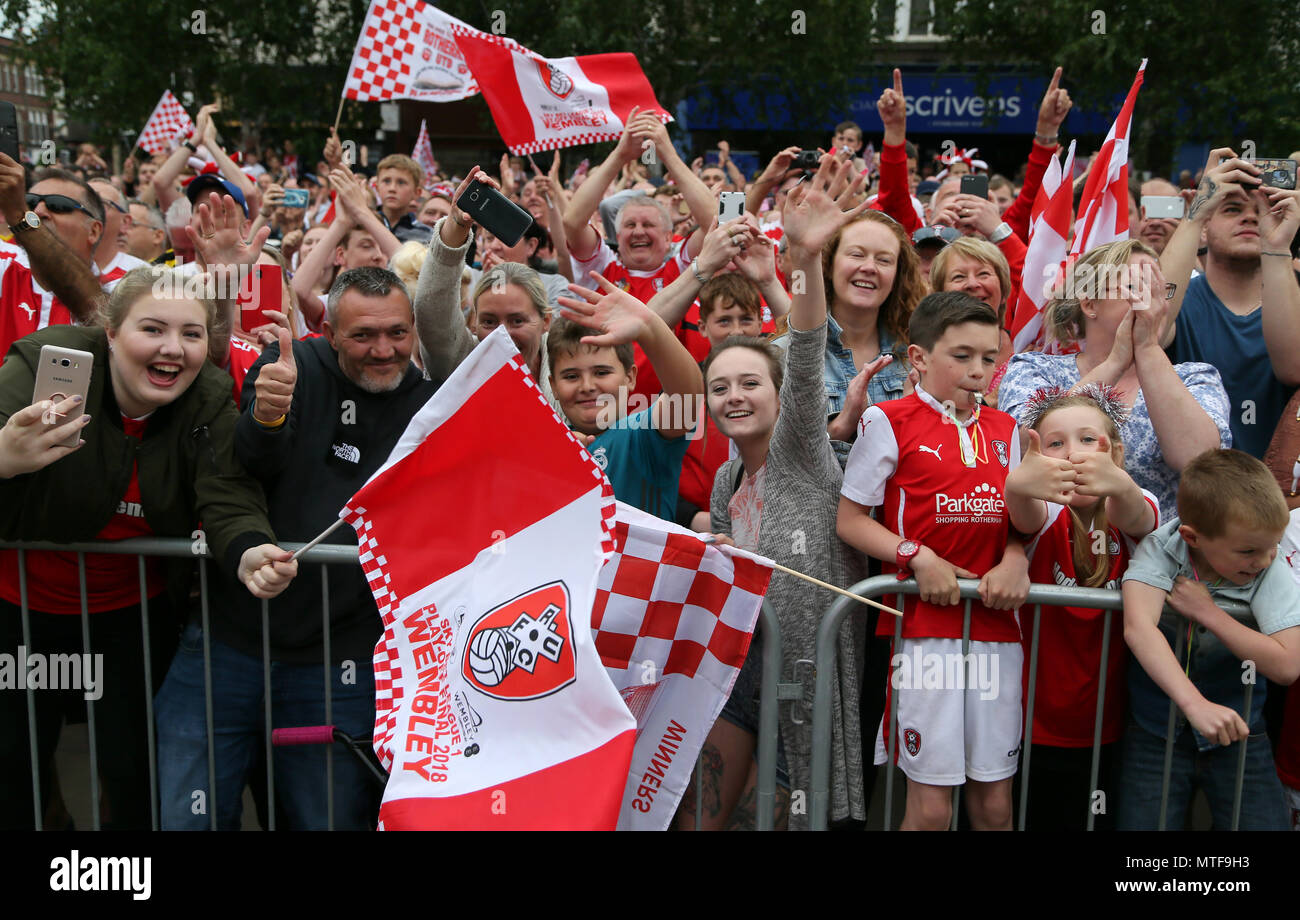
[
  {"x1": 456, "y1": 178, "x2": 533, "y2": 247},
  {"x1": 961, "y1": 174, "x2": 989, "y2": 200},
  {"x1": 0, "y1": 101, "x2": 19, "y2": 162}
]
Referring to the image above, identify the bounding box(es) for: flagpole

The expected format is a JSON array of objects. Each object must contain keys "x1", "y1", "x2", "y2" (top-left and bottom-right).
[
  {"x1": 766, "y1": 561, "x2": 904, "y2": 616},
  {"x1": 333, "y1": 95, "x2": 346, "y2": 135},
  {"x1": 291, "y1": 517, "x2": 348, "y2": 561}
]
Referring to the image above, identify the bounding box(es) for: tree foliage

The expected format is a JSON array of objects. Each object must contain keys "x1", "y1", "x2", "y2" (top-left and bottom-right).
[{"x1": 943, "y1": 0, "x2": 1300, "y2": 170}]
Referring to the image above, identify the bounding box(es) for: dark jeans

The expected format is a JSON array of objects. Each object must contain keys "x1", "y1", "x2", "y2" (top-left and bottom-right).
[
  {"x1": 0, "y1": 597, "x2": 177, "y2": 830},
  {"x1": 1116, "y1": 718, "x2": 1289, "y2": 830},
  {"x1": 155, "y1": 623, "x2": 381, "y2": 830}
]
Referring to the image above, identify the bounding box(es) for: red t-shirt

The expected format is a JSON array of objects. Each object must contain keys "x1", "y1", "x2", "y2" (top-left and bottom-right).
[
  {"x1": 0, "y1": 256, "x2": 74, "y2": 364},
  {"x1": 841, "y1": 388, "x2": 1022, "y2": 641},
  {"x1": 0, "y1": 416, "x2": 166, "y2": 613},
  {"x1": 677, "y1": 409, "x2": 731, "y2": 517},
  {"x1": 1276, "y1": 523, "x2": 1300, "y2": 789},
  {"x1": 570, "y1": 240, "x2": 706, "y2": 399},
  {"x1": 1021, "y1": 492, "x2": 1158, "y2": 746}
]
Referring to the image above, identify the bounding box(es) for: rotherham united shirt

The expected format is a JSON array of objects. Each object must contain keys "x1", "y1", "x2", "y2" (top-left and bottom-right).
[
  {"x1": 1276, "y1": 510, "x2": 1300, "y2": 789},
  {"x1": 1022, "y1": 490, "x2": 1159, "y2": 747},
  {"x1": 570, "y1": 240, "x2": 706, "y2": 399},
  {"x1": 841, "y1": 386, "x2": 1022, "y2": 641},
  {"x1": 0, "y1": 256, "x2": 73, "y2": 363},
  {"x1": 94, "y1": 250, "x2": 151, "y2": 292}
]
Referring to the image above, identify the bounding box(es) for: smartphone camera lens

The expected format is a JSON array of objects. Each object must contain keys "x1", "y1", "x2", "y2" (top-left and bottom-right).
[
  {"x1": 60, "y1": 358, "x2": 70, "y2": 367},
  {"x1": 469, "y1": 191, "x2": 479, "y2": 201}
]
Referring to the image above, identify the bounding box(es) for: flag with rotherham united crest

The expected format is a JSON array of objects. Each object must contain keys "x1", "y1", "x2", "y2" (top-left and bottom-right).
[{"x1": 342, "y1": 327, "x2": 634, "y2": 830}]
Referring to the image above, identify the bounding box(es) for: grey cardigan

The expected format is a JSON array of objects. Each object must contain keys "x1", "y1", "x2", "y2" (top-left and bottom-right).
[
  {"x1": 710, "y1": 321, "x2": 868, "y2": 829},
  {"x1": 412, "y1": 217, "x2": 557, "y2": 408}
]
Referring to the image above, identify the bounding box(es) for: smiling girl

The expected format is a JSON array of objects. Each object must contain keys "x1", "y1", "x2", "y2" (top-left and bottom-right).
[
  {"x1": 1004, "y1": 385, "x2": 1158, "y2": 829},
  {"x1": 0, "y1": 266, "x2": 294, "y2": 829}
]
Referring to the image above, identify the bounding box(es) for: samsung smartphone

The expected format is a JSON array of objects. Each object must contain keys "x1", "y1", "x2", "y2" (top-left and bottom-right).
[
  {"x1": 33, "y1": 345, "x2": 93, "y2": 448},
  {"x1": 237, "y1": 264, "x2": 284, "y2": 333},
  {"x1": 961, "y1": 174, "x2": 989, "y2": 200},
  {"x1": 280, "y1": 188, "x2": 310, "y2": 208},
  {"x1": 0, "y1": 101, "x2": 18, "y2": 161},
  {"x1": 1255, "y1": 158, "x2": 1297, "y2": 190},
  {"x1": 718, "y1": 191, "x2": 746, "y2": 223},
  {"x1": 1140, "y1": 195, "x2": 1184, "y2": 220},
  {"x1": 455, "y1": 178, "x2": 533, "y2": 247}
]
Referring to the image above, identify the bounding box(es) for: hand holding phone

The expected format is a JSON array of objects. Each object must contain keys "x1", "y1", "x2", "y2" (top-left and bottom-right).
[
  {"x1": 718, "y1": 191, "x2": 746, "y2": 223},
  {"x1": 280, "y1": 188, "x2": 309, "y2": 208},
  {"x1": 1140, "y1": 196, "x2": 1184, "y2": 220},
  {"x1": 961, "y1": 174, "x2": 989, "y2": 200},
  {"x1": 455, "y1": 177, "x2": 533, "y2": 247},
  {"x1": 238, "y1": 265, "x2": 284, "y2": 334},
  {"x1": 32, "y1": 345, "x2": 94, "y2": 449}
]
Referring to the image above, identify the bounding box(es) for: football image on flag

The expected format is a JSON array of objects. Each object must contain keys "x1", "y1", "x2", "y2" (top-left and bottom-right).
[{"x1": 342, "y1": 327, "x2": 635, "y2": 830}]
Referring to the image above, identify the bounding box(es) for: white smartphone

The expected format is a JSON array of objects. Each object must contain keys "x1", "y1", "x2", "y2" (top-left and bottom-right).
[
  {"x1": 718, "y1": 191, "x2": 746, "y2": 224},
  {"x1": 1140, "y1": 195, "x2": 1184, "y2": 220},
  {"x1": 32, "y1": 345, "x2": 93, "y2": 448}
]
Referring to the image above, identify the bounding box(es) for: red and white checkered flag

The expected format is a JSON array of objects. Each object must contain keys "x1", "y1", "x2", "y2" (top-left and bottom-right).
[
  {"x1": 135, "y1": 90, "x2": 194, "y2": 156},
  {"x1": 593, "y1": 503, "x2": 774, "y2": 830},
  {"x1": 411, "y1": 118, "x2": 439, "y2": 188},
  {"x1": 343, "y1": 0, "x2": 498, "y2": 103}
]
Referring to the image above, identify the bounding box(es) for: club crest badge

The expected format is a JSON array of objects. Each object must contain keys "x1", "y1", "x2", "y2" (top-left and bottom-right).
[
  {"x1": 462, "y1": 581, "x2": 576, "y2": 701},
  {"x1": 993, "y1": 439, "x2": 1009, "y2": 468},
  {"x1": 903, "y1": 728, "x2": 922, "y2": 757},
  {"x1": 535, "y1": 60, "x2": 574, "y2": 100}
]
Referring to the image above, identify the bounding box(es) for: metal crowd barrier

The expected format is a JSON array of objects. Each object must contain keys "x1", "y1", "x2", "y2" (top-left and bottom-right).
[
  {"x1": 809, "y1": 576, "x2": 1259, "y2": 831},
  {"x1": 3, "y1": 536, "x2": 355, "y2": 831},
  {"x1": 3, "y1": 538, "x2": 785, "y2": 832}
]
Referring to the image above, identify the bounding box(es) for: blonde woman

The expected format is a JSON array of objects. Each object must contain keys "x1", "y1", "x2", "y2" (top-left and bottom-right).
[
  {"x1": 928, "y1": 237, "x2": 1013, "y2": 404},
  {"x1": 998, "y1": 239, "x2": 1231, "y2": 519}
]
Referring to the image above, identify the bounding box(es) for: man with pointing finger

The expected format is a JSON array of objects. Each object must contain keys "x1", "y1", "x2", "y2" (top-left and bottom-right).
[{"x1": 155, "y1": 266, "x2": 436, "y2": 830}]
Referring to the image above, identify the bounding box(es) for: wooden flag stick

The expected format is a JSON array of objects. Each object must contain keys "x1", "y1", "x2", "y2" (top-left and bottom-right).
[
  {"x1": 333, "y1": 95, "x2": 346, "y2": 134},
  {"x1": 291, "y1": 516, "x2": 348, "y2": 561},
  {"x1": 768, "y1": 560, "x2": 903, "y2": 616}
]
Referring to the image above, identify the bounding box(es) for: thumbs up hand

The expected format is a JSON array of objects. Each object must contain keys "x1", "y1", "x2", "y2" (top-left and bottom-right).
[
  {"x1": 253, "y1": 327, "x2": 296, "y2": 425},
  {"x1": 1006, "y1": 428, "x2": 1077, "y2": 505}
]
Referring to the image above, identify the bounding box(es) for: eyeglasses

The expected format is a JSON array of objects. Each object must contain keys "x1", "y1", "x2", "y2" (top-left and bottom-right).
[
  {"x1": 27, "y1": 193, "x2": 96, "y2": 219},
  {"x1": 101, "y1": 198, "x2": 127, "y2": 215},
  {"x1": 1164, "y1": 282, "x2": 1177, "y2": 300}
]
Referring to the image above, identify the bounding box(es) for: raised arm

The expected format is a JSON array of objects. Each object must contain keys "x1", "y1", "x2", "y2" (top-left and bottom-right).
[
  {"x1": 745, "y1": 146, "x2": 800, "y2": 218},
  {"x1": 412, "y1": 170, "x2": 484, "y2": 384},
  {"x1": 0, "y1": 153, "x2": 104, "y2": 323},
  {"x1": 1256, "y1": 185, "x2": 1300, "y2": 385},
  {"x1": 562, "y1": 109, "x2": 646, "y2": 260},
  {"x1": 330, "y1": 167, "x2": 400, "y2": 260},
  {"x1": 717, "y1": 141, "x2": 747, "y2": 192},
  {"x1": 535, "y1": 159, "x2": 574, "y2": 282},
  {"x1": 644, "y1": 216, "x2": 754, "y2": 327},
  {"x1": 186, "y1": 190, "x2": 271, "y2": 367},
  {"x1": 872, "y1": 69, "x2": 920, "y2": 235},
  {"x1": 638, "y1": 114, "x2": 716, "y2": 261},
  {"x1": 1159, "y1": 148, "x2": 1259, "y2": 348},
  {"x1": 556, "y1": 273, "x2": 703, "y2": 441},
  {"x1": 1004, "y1": 66, "x2": 1072, "y2": 242},
  {"x1": 290, "y1": 212, "x2": 346, "y2": 330}
]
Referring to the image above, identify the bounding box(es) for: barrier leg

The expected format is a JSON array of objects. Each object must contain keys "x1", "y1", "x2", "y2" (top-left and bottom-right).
[
  {"x1": 1086, "y1": 610, "x2": 1113, "y2": 832},
  {"x1": 1158, "y1": 618, "x2": 1187, "y2": 831},
  {"x1": 1018, "y1": 604, "x2": 1042, "y2": 831},
  {"x1": 139, "y1": 556, "x2": 159, "y2": 831},
  {"x1": 77, "y1": 554, "x2": 100, "y2": 831},
  {"x1": 262, "y1": 597, "x2": 274, "y2": 831},
  {"x1": 199, "y1": 558, "x2": 218, "y2": 831},
  {"x1": 18, "y1": 550, "x2": 41, "y2": 830},
  {"x1": 755, "y1": 601, "x2": 780, "y2": 832},
  {"x1": 321, "y1": 566, "x2": 334, "y2": 832}
]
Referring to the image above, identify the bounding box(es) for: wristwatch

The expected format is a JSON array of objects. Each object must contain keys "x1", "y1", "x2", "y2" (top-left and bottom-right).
[
  {"x1": 896, "y1": 539, "x2": 921, "y2": 579},
  {"x1": 182, "y1": 139, "x2": 198, "y2": 152},
  {"x1": 988, "y1": 222, "x2": 1013, "y2": 244},
  {"x1": 10, "y1": 210, "x2": 39, "y2": 234}
]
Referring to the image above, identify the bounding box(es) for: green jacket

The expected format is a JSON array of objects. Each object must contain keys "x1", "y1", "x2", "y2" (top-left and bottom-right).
[{"x1": 0, "y1": 325, "x2": 276, "y2": 601}]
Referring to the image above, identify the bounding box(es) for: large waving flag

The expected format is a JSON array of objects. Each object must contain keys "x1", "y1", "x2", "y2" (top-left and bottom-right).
[
  {"x1": 1009, "y1": 141, "x2": 1076, "y2": 353},
  {"x1": 451, "y1": 29, "x2": 671, "y2": 154},
  {"x1": 136, "y1": 90, "x2": 194, "y2": 155},
  {"x1": 343, "y1": 0, "x2": 500, "y2": 102},
  {"x1": 1070, "y1": 60, "x2": 1146, "y2": 256},
  {"x1": 343, "y1": 327, "x2": 634, "y2": 830},
  {"x1": 595, "y1": 503, "x2": 773, "y2": 830}
]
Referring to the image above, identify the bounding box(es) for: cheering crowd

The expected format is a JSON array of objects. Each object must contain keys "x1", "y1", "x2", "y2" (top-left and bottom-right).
[{"x1": 1, "y1": 63, "x2": 1300, "y2": 832}]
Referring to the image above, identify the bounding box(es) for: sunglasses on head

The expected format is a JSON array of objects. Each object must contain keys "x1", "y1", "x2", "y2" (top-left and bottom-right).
[{"x1": 27, "y1": 193, "x2": 95, "y2": 218}]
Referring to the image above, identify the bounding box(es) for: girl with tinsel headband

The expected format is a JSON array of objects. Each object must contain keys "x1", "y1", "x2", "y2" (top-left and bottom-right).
[{"x1": 1005, "y1": 383, "x2": 1159, "y2": 829}]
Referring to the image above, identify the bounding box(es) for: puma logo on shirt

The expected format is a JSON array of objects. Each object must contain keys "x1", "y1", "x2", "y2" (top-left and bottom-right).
[
  {"x1": 918, "y1": 443, "x2": 942, "y2": 460},
  {"x1": 17, "y1": 302, "x2": 34, "y2": 320}
]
